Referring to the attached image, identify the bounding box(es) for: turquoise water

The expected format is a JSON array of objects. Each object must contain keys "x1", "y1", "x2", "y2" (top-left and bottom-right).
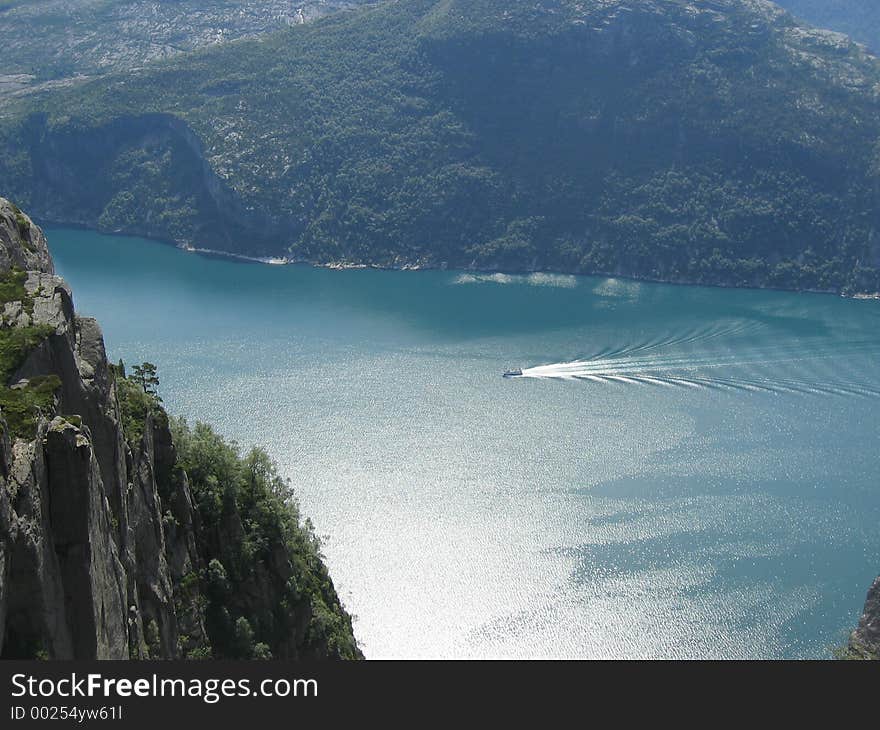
[{"x1": 48, "y1": 227, "x2": 880, "y2": 659}]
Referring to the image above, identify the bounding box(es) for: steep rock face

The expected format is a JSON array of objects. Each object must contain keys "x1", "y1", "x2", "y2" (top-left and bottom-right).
[
  {"x1": 0, "y1": 197, "x2": 359, "y2": 659},
  {"x1": 0, "y1": 200, "x2": 177, "y2": 658},
  {"x1": 43, "y1": 418, "x2": 129, "y2": 659},
  {"x1": 850, "y1": 576, "x2": 880, "y2": 658},
  {"x1": 0, "y1": 439, "x2": 8, "y2": 651},
  {"x1": 3, "y1": 433, "x2": 73, "y2": 658},
  {"x1": 0, "y1": 200, "x2": 53, "y2": 274},
  {"x1": 13, "y1": 113, "x2": 278, "y2": 255}
]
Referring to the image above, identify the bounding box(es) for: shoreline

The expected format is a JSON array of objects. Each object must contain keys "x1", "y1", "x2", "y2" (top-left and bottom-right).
[
  {"x1": 179, "y1": 244, "x2": 880, "y2": 302},
  {"x1": 179, "y1": 243, "x2": 290, "y2": 266},
  {"x1": 42, "y1": 222, "x2": 880, "y2": 302}
]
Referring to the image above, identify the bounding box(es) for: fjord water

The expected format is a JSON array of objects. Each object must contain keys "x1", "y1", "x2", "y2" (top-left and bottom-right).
[{"x1": 49, "y1": 228, "x2": 880, "y2": 659}]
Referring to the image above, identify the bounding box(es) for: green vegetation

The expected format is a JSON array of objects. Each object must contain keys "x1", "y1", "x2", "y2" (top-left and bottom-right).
[
  {"x1": 62, "y1": 414, "x2": 82, "y2": 428},
  {"x1": 131, "y1": 361, "x2": 160, "y2": 395},
  {"x1": 833, "y1": 642, "x2": 878, "y2": 660},
  {"x1": 0, "y1": 1, "x2": 369, "y2": 84},
  {"x1": 777, "y1": 1, "x2": 880, "y2": 52},
  {"x1": 112, "y1": 360, "x2": 167, "y2": 445},
  {"x1": 0, "y1": 266, "x2": 59, "y2": 439},
  {"x1": 172, "y1": 417, "x2": 360, "y2": 659},
  {"x1": 0, "y1": 268, "x2": 29, "y2": 311},
  {"x1": 0, "y1": 319, "x2": 58, "y2": 440},
  {"x1": 143, "y1": 619, "x2": 161, "y2": 659},
  {"x1": 7, "y1": 202, "x2": 31, "y2": 246},
  {"x1": 114, "y1": 362, "x2": 360, "y2": 659},
  {"x1": 1, "y1": 0, "x2": 879, "y2": 293},
  {"x1": 0, "y1": 375, "x2": 62, "y2": 439}
]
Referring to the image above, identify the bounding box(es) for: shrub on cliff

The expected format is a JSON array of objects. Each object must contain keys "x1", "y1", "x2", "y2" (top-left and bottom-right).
[
  {"x1": 171, "y1": 417, "x2": 361, "y2": 659},
  {"x1": 114, "y1": 367, "x2": 167, "y2": 444},
  {"x1": 114, "y1": 364, "x2": 361, "y2": 659}
]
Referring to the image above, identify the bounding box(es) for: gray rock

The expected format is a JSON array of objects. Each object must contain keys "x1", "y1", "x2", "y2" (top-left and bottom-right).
[
  {"x1": 0, "y1": 423, "x2": 11, "y2": 656},
  {"x1": 850, "y1": 576, "x2": 880, "y2": 658},
  {"x1": 44, "y1": 418, "x2": 129, "y2": 659},
  {"x1": 0, "y1": 196, "x2": 357, "y2": 659},
  {"x1": 0, "y1": 200, "x2": 54, "y2": 275},
  {"x1": 128, "y1": 412, "x2": 179, "y2": 658},
  {"x1": 3, "y1": 430, "x2": 74, "y2": 658},
  {"x1": 0, "y1": 198, "x2": 149, "y2": 658}
]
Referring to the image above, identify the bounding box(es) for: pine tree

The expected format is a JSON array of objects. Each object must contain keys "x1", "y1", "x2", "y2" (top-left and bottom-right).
[{"x1": 131, "y1": 362, "x2": 159, "y2": 395}]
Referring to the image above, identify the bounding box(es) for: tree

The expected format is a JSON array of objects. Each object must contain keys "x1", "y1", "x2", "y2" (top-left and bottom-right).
[
  {"x1": 131, "y1": 362, "x2": 159, "y2": 395},
  {"x1": 232, "y1": 617, "x2": 256, "y2": 659}
]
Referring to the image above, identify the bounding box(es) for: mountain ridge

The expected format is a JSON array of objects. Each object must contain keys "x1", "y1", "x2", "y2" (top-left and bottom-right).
[
  {"x1": 2, "y1": 0, "x2": 880, "y2": 293},
  {"x1": 775, "y1": 0, "x2": 880, "y2": 53},
  {"x1": 0, "y1": 0, "x2": 374, "y2": 98}
]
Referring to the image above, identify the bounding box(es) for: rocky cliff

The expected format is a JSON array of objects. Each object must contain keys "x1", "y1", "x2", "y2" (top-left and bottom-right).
[
  {"x1": 849, "y1": 577, "x2": 880, "y2": 659},
  {"x1": 0, "y1": 198, "x2": 361, "y2": 659}
]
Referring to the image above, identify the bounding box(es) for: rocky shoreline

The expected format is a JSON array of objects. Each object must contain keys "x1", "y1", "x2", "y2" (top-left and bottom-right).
[{"x1": 170, "y1": 240, "x2": 880, "y2": 301}]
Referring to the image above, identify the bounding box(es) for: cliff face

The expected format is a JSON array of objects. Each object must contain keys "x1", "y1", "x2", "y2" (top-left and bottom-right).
[
  {"x1": 849, "y1": 577, "x2": 880, "y2": 659},
  {"x1": 0, "y1": 198, "x2": 360, "y2": 659},
  {"x1": 13, "y1": 113, "x2": 282, "y2": 257}
]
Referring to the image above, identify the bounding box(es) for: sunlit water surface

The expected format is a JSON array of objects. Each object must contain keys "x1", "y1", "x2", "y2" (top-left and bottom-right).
[{"x1": 49, "y1": 228, "x2": 880, "y2": 659}]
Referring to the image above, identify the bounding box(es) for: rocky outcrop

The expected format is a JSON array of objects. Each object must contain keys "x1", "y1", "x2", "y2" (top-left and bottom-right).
[
  {"x1": 0, "y1": 200, "x2": 53, "y2": 275},
  {"x1": 0, "y1": 198, "x2": 174, "y2": 658},
  {"x1": 775, "y1": 0, "x2": 880, "y2": 53},
  {"x1": 850, "y1": 576, "x2": 880, "y2": 659},
  {"x1": 3, "y1": 432, "x2": 74, "y2": 658},
  {"x1": 14, "y1": 112, "x2": 285, "y2": 256},
  {"x1": 43, "y1": 418, "x2": 129, "y2": 659},
  {"x1": 0, "y1": 198, "x2": 357, "y2": 659}
]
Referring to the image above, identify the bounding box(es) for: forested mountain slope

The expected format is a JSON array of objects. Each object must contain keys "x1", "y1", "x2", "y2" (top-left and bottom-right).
[
  {"x1": 0, "y1": 0, "x2": 372, "y2": 97},
  {"x1": 2, "y1": 0, "x2": 880, "y2": 293},
  {"x1": 775, "y1": 1, "x2": 880, "y2": 52}
]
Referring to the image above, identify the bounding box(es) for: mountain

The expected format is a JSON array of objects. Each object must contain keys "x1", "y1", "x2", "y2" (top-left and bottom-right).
[
  {"x1": 0, "y1": 0, "x2": 372, "y2": 98},
  {"x1": 775, "y1": 1, "x2": 880, "y2": 53},
  {"x1": 2, "y1": 0, "x2": 880, "y2": 294},
  {"x1": 0, "y1": 197, "x2": 361, "y2": 659}
]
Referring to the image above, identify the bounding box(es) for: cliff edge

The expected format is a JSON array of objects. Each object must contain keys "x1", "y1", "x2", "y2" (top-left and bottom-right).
[
  {"x1": 0, "y1": 198, "x2": 361, "y2": 659},
  {"x1": 848, "y1": 577, "x2": 880, "y2": 659}
]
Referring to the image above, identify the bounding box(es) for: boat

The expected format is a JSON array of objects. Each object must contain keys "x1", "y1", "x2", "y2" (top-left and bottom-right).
[{"x1": 503, "y1": 368, "x2": 523, "y2": 378}]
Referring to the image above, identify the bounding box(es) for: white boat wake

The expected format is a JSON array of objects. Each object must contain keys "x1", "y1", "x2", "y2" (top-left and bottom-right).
[{"x1": 515, "y1": 338, "x2": 880, "y2": 397}]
